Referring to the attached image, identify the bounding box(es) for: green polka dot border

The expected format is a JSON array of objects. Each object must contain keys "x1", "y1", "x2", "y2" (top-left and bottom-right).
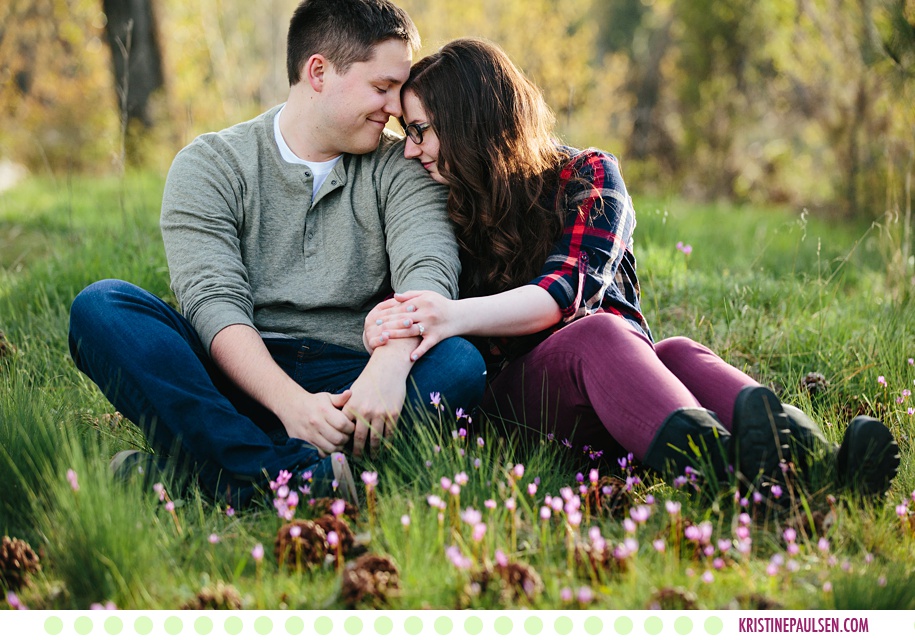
[{"x1": 28, "y1": 610, "x2": 913, "y2": 639}]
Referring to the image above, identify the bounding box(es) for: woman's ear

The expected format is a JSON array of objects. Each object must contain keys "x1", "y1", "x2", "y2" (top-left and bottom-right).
[{"x1": 304, "y1": 54, "x2": 328, "y2": 92}]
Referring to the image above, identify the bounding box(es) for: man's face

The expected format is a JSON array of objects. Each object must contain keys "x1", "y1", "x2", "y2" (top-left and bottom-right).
[{"x1": 320, "y1": 39, "x2": 412, "y2": 156}]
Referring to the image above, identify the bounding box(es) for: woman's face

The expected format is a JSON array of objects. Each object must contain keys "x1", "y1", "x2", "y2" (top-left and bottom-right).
[{"x1": 401, "y1": 90, "x2": 446, "y2": 185}]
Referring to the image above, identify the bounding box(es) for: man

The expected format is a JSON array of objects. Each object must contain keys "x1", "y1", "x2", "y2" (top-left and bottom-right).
[{"x1": 68, "y1": 0, "x2": 487, "y2": 505}]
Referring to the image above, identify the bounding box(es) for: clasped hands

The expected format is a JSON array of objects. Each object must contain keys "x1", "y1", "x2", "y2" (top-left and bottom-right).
[{"x1": 363, "y1": 290, "x2": 457, "y2": 361}]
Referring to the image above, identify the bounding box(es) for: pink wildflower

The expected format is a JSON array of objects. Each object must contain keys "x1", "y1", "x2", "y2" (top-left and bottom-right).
[
  {"x1": 251, "y1": 543, "x2": 264, "y2": 561},
  {"x1": 630, "y1": 505, "x2": 651, "y2": 523},
  {"x1": 401, "y1": 515, "x2": 410, "y2": 527},
  {"x1": 560, "y1": 587, "x2": 573, "y2": 602},
  {"x1": 331, "y1": 499, "x2": 346, "y2": 517},
  {"x1": 540, "y1": 506, "x2": 551, "y2": 520},
  {"x1": 327, "y1": 531, "x2": 339, "y2": 548},
  {"x1": 653, "y1": 539, "x2": 666, "y2": 553},
  {"x1": 165, "y1": 501, "x2": 175, "y2": 512},
  {"x1": 512, "y1": 464, "x2": 525, "y2": 478},
  {"x1": 505, "y1": 497, "x2": 516, "y2": 511},
  {"x1": 877, "y1": 375, "x2": 887, "y2": 387},
  {"x1": 6, "y1": 593, "x2": 27, "y2": 610},
  {"x1": 484, "y1": 499, "x2": 497, "y2": 510},
  {"x1": 472, "y1": 523, "x2": 486, "y2": 542},
  {"x1": 702, "y1": 570, "x2": 714, "y2": 583},
  {"x1": 818, "y1": 538, "x2": 830, "y2": 552},
  {"x1": 528, "y1": 483, "x2": 538, "y2": 496},
  {"x1": 430, "y1": 392, "x2": 441, "y2": 408},
  {"x1": 666, "y1": 501, "x2": 681, "y2": 515},
  {"x1": 208, "y1": 533, "x2": 220, "y2": 544},
  {"x1": 461, "y1": 508, "x2": 482, "y2": 526},
  {"x1": 66, "y1": 469, "x2": 79, "y2": 492},
  {"x1": 289, "y1": 526, "x2": 301, "y2": 539},
  {"x1": 578, "y1": 586, "x2": 593, "y2": 604},
  {"x1": 454, "y1": 472, "x2": 469, "y2": 486},
  {"x1": 823, "y1": 581, "x2": 833, "y2": 593},
  {"x1": 494, "y1": 549, "x2": 508, "y2": 567},
  {"x1": 361, "y1": 471, "x2": 378, "y2": 487}
]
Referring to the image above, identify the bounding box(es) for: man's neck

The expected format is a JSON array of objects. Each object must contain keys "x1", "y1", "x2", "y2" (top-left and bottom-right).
[{"x1": 277, "y1": 86, "x2": 340, "y2": 162}]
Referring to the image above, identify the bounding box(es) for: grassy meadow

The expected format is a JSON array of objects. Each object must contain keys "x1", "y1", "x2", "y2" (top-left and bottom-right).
[{"x1": 1, "y1": 171, "x2": 914, "y2": 610}]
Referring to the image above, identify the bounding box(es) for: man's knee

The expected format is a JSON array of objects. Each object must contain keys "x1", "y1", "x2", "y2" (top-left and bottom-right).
[
  {"x1": 414, "y1": 337, "x2": 487, "y2": 410},
  {"x1": 70, "y1": 279, "x2": 132, "y2": 328}
]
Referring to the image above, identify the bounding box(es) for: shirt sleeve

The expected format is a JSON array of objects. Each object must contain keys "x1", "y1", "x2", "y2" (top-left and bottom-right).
[
  {"x1": 160, "y1": 140, "x2": 256, "y2": 353},
  {"x1": 374, "y1": 137, "x2": 461, "y2": 300},
  {"x1": 528, "y1": 150, "x2": 640, "y2": 321}
]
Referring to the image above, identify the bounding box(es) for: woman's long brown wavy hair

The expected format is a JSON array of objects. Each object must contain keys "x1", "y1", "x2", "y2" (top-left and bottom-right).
[{"x1": 403, "y1": 38, "x2": 568, "y2": 297}]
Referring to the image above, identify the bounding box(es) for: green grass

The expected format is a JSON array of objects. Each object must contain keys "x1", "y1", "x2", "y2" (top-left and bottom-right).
[{"x1": 1, "y1": 173, "x2": 914, "y2": 610}]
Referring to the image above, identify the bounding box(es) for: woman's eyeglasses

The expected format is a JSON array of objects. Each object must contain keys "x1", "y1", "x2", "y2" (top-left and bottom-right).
[{"x1": 401, "y1": 121, "x2": 431, "y2": 145}]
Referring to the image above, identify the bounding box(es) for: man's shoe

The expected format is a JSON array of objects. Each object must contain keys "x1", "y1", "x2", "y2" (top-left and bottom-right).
[
  {"x1": 109, "y1": 449, "x2": 158, "y2": 481},
  {"x1": 306, "y1": 453, "x2": 360, "y2": 507}
]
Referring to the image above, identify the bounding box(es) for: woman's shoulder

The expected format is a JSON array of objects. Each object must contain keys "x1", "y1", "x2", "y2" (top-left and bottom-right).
[
  {"x1": 558, "y1": 146, "x2": 620, "y2": 173},
  {"x1": 555, "y1": 146, "x2": 625, "y2": 193}
]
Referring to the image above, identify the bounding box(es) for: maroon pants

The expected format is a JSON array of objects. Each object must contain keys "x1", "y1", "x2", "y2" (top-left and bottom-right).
[{"x1": 481, "y1": 313, "x2": 757, "y2": 459}]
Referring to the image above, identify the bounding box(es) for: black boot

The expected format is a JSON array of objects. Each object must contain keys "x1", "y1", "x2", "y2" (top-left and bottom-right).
[
  {"x1": 730, "y1": 386, "x2": 793, "y2": 489},
  {"x1": 836, "y1": 416, "x2": 900, "y2": 497},
  {"x1": 643, "y1": 407, "x2": 732, "y2": 483},
  {"x1": 781, "y1": 403, "x2": 834, "y2": 472},
  {"x1": 782, "y1": 404, "x2": 899, "y2": 497}
]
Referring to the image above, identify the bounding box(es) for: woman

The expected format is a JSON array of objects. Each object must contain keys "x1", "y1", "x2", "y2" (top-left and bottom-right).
[{"x1": 364, "y1": 38, "x2": 898, "y2": 497}]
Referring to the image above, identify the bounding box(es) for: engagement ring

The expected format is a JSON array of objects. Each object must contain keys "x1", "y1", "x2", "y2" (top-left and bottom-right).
[{"x1": 418, "y1": 324, "x2": 425, "y2": 336}]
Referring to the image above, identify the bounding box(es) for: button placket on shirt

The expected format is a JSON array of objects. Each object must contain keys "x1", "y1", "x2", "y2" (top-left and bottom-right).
[{"x1": 302, "y1": 170, "x2": 314, "y2": 254}]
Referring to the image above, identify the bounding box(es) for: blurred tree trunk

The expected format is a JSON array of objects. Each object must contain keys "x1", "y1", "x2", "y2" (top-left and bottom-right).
[
  {"x1": 627, "y1": 14, "x2": 676, "y2": 171},
  {"x1": 102, "y1": 0, "x2": 163, "y2": 128}
]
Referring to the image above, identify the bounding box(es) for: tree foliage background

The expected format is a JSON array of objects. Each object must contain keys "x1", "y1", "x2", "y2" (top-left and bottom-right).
[{"x1": 0, "y1": 0, "x2": 912, "y2": 221}]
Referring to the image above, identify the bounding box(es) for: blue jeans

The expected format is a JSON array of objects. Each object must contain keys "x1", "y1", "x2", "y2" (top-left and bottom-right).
[{"x1": 68, "y1": 280, "x2": 487, "y2": 504}]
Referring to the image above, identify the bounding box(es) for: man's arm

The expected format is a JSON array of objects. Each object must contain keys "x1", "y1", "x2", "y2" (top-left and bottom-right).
[
  {"x1": 162, "y1": 136, "x2": 355, "y2": 453},
  {"x1": 342, "y1": 139, "x2": 460, "y2": 456},
  {"x1": 211, "y1": 325, "x2": 355, "y2": 455}
]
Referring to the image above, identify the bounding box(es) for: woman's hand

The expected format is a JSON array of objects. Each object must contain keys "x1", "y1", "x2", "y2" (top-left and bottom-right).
[{"x1": 363, "y1": 290, "x2": 460, "y2": 361}]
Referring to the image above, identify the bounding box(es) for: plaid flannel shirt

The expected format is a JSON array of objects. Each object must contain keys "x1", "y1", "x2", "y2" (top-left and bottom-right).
[{"x1": 482, "y1": 147, "x2": 651, "y2": 372}]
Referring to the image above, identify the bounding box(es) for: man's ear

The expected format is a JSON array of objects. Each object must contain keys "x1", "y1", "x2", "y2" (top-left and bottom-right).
[{"x1": 304, "y1": 54, "x2": 329, "y2": 92}]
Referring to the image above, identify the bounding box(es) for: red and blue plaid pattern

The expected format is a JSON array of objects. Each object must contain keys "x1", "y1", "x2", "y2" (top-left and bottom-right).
[{"x1": 530, "y1": 148, "x2": 651, "y2": 340}]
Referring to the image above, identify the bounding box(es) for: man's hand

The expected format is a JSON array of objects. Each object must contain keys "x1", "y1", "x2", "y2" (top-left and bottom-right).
[
  {"x1": 275, "y1": 388, "x2": 356, "y2": 456},
  {"x1": 343, "y1": 338, "x2": 416, "y2": 458},
  {"x1": 211, "y1": 324, "x2": 356, "y2": 456}
]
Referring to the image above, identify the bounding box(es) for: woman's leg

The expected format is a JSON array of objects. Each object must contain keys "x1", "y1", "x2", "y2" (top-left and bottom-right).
[
  {"x1": 482, "y1": 314, "x2": 701, "y2": 459},
  {"x1": 654, "y1": 337, "x2": 758, "y2": 430}
]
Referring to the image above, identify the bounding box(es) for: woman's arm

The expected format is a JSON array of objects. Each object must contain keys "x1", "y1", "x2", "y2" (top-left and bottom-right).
[{"x1": 364, "y1": 285, "x2": 561, "y2": 361}]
